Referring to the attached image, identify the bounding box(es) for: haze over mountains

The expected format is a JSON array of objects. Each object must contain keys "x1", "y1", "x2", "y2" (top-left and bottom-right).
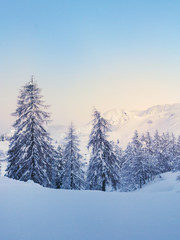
[
  {"x1": 48, "y1": 103, "x2": 180, "y2": 149},
  {"x1": 2, "y1": 103, "x2": 180, "y2": 155}
]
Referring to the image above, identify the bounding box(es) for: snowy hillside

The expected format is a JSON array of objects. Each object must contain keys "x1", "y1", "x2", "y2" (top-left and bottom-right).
[
  {"x1": 105, "y1": 103, "x2": 180, "y2": 147},
  {"x1": 139, "y1": 171, "x2": 180, "y2": 193},
  {"x1": 2, "y1": 103, "x2": 180, "y2": 156},
  {"x1": 0, "y1": 172, "x2": 180, "y2": 240},
  {"x1": 47, "y1": 103, "x2": 180, "y2": 149}
]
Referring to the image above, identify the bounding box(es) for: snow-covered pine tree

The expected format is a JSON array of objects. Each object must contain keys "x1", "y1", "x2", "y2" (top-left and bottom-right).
[
  {"x1": 166, "y1": 133, "x2": 177, "y2": 170},
  {"x1": 152, "y1": 131, "x2": 172, "y2": 174},
  {"x1": 111, "y1": 141, "x2": 125, "y2": 169},
  {"x1": 61, "y1": 124, "x2": 85, "y2": 190},
  {"x1": 160, "y1": 133, "x2": 172, "y2": 172},
  {"x1": 6, "y1": 77, "x2": 56, "y2": 187},
  {"x1": 152, "y1": 130, "x2": 164, "y2": 174},
  {"x1": 173, "y1": 135, "x2": 180, "y2": 172},
  {"x1": 142, "y1": 131, "x2": 159, "y2": 181},
  {"x1": 86, "y1": 109, "x2": 120, "y2": 191},
  {"x1": 121, "y1": 130, "x2": 147, "y2": 191},
  {"x1": 53, "y1": 145, "x2": 64, "y2": 189}
]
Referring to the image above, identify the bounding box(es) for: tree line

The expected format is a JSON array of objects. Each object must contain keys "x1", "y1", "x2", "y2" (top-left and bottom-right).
[{"x1": 6, "y1": 79, "x2": 180, "y2": 191}]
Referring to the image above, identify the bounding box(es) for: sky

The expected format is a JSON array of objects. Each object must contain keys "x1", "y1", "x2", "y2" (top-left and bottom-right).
[{"x1": 1, "y1": 0, "x2": 180, "y2": 132}]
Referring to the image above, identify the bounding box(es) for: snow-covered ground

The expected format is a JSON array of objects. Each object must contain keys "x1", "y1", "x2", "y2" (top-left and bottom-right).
[
  {"x1": 1, "y1": 104, "x2": 180, "y2": 239},
  {"x1": 139, "y1": 172, "x2": 180, "y2": 193},
  {"x1": 0, "y1": 172, "x2": 180, "y2": 240}
]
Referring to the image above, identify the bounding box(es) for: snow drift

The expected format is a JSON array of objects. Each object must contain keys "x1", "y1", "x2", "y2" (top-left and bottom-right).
[{"x1": 0, "y1": 172, "x2": 180, "y2": 240}]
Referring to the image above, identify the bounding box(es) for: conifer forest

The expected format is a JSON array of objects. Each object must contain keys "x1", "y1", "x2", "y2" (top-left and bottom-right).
[{"x1": 5, "y1": 79, "x2": 180, "y2": 191}]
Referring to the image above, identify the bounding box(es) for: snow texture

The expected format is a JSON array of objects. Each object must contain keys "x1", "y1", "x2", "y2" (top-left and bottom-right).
[{"x1": 0, "y1": 172, "x2": 180, "y2": 240}]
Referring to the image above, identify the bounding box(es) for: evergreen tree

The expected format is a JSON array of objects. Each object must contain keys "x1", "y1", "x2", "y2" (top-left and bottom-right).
[
  {"x1": 111, "y1": 141, "x2": 125, "y2": 168},
  {"x1": 53, "y1": 145, "x2": 64, "y2": 188},
  {"x1": 49, "y1": 144, "x2": 64, "y2": 189},
  {"x1": 161, "y1": 133, "x2": 172, "y2": 172},
  {"x1": 121, "y1": 130, "x2": 147, "y2": 191},
  {"x1": 142, "y1": 131, "x2": 158, "y2": 181},
  {"x1": 120, "y1": 130, "x2": 180, "y2": 191},
  {"x1": 86, "y1": 109, "x2": 120, "y2": 191},
  {"x1": 173, "y1": 135, "x2": 180, "y2": 171},
  {"x1": 152, "y1": 131, "x2": 172, "y2": 173},
  {"x1": 152, "y1": 131, "x2": 164, "y2": 174},
  {"x1": 6, "y1": 77, "x2": 56, "y2": 187},
  {"x1": 61, "y1": 124, "x2": 85, "y2": 190},
  {"x1": 167, "y1": 133, "x2": 177, "y2": 170}
]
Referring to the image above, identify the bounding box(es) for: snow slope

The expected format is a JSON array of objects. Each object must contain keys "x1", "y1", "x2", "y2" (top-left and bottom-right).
[
  {"x1": 139, "y1": 172, "x2": 180, "y2": 193},
  {"x1": 0, "y1": 173, "x2": 180, "y2": 240},
  {"x1": 104, "y1": 103, "x2": 180, "y2": 147},
  {"x1": 47, "y1": 103, "x2": 180, "y2": 149}
]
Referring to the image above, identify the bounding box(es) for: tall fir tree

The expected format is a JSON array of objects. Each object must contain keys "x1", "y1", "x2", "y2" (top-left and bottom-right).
[
  {"x1": 121, "y1": 130, "x2": 146, "y2": 191},
  {"x1": 61, "y1": 124, "x2": 85, "y2": 190},
  {"x1": 6, "y1": 77, "x2": 56, "y2": 187},
  {"x1": 86, "y1": 109, "x2": 120, "y2": 191}
]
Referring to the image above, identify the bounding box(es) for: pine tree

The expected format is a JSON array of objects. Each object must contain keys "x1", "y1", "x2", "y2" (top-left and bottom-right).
[
  {"x1": 86, "y1": 109, "x2": 120, "y2": 191},
  {"x1": 61, "y1": 124, "x2": 85, "y2": 190},
  {"x1": 53, "y1": 145, "x2": 64, "y2": 188},
  {"x1": 173, "y1": 135, "x2": 180, "y2": 172},
  {"x1": 161, "y1": 133, "x2": 172, "y2": 172},
  {"x1": 6, "y1": 77, "x2": 56, "y2": 187},
  {"x1": 152, "y1": 131, "x2": 163, "y2": 174},
  {"x1": 111, "y1": 141, "x2": 125, "y2": 168},
  {"x1": 121, "y1": 130, "x2": 147, "y2": 191},
  {"x1": 152, "y1": 131, "x2": 172, "y2": 174},
  {"x1": 142, "y1": 132, "x2": 158, "y2": 181},
  {"x1": 166, "y1": 133, "x2": 177, "y2": 170}
]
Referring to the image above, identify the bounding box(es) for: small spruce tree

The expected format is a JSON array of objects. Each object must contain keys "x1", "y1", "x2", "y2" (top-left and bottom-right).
[
  {"x1": 61, "y1": 124, "x2": 85, "y2": 190},
  {"x1": 53, "y1": 145, "x2": 64, "y2": 188}
]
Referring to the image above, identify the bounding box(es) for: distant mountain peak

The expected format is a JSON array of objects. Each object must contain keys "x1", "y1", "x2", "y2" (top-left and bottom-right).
[
  {"x1": 47, "y1": 103, "x2": 180, "y2": 149},
  {"x1": 139, "y1": 103, "x2": 180, "y2": 116}
]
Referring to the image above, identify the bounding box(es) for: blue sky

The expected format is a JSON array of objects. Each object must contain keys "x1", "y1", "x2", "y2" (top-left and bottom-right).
[{"x1": 1, "y1": 0, "x2": 180, "y2": 131}]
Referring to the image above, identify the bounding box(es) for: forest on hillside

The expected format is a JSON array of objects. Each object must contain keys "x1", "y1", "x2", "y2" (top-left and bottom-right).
[{"x1": 2, "y1": 80, "x2": 180, "y2": 191}]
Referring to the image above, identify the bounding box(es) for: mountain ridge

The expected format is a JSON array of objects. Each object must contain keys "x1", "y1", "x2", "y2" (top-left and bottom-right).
[
  {"x1": 2, "y1": 103, "x2": 180, "y2": 151},
  {"x1": 46, "y1": 103, "x2": 180, "y2": 149}
]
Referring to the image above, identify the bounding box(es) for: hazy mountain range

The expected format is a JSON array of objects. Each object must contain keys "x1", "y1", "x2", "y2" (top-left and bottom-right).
[{"x1": 48, "y1": 103, "x2": 180, "y2": 149}]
